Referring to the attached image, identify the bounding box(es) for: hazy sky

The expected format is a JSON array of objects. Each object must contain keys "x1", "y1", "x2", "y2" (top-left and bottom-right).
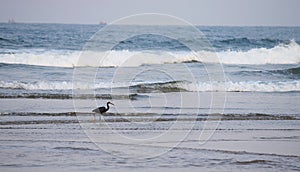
[{"x1": 0, "y1": 0, "x2": 299, "y2": 26}]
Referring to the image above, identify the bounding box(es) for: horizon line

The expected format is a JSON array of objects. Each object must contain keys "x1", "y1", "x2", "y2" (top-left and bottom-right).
[{"x1": 1, "y1": 21, "x2": 300, "y2": 27}]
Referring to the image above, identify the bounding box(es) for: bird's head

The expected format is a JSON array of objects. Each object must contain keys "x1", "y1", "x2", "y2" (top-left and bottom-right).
[{"x1": 107, "y1": 102, "x2": 114, "y2": 105}]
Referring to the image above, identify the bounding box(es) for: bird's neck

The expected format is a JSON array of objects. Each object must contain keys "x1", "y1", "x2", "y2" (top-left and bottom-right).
[{"x1": 106, "y1": 103, "x2": 110, "y2": 110}]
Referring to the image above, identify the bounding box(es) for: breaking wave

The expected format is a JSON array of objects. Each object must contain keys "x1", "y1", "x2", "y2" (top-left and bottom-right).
[
  {"x1": 0, "y1": 41, "x2": 299, "y2": 67},
  {"x1": 131, "y1": 80, "x2": 300, "y2": 92},
  {"x1": 0, "y1": 80, "x2": 130, "y2": 90},
  {"x1": 1, "y1": 80, "x2": 299, "y2": 92}
]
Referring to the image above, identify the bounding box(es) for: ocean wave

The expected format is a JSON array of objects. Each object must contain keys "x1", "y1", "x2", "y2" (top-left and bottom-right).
[
  {"x1": 2, "y1": 80, "x2": 298, "y2": 92},
  {"x1": 0, "y1": 80, "x2": 137, "y2": 90},
  {"x1": 180, "y1": 80, "x2": 300, "y2": 92},
  {"x1": 0, "y1": 50, "x2": 80, "y2": 67},
  {"x1": 213, "y1": 40, "x2": 300, "y2": 65},
  {"x1": 273, "y1": 67, "x2": 300, "y2": 78},
  {"x1": 129, "y1": 81, "x2": 187, "y2": 93},
  {"x1": 0, "y1": 92, "x2": 143, "y2": 100},
  {"x1": 0, "y1": 80, "x2": 185, "y2": 92},
  {"x1": 0, "y1": 80, "x2": 75, "y2": 90},
  {"x1": 0, "y1": 80, "x2": 167, "y2": 90},
  {"x1": 0, "y1": 41, "x2": 299, "y2": 67},
  {"x1": 130, "y1": 80, "x2": 300, "y2": 93},
  {"x1": 219, "y1": 37, "x2": 283, "y2": 46},
  {"x1": 232, "y1": 66, "x2": 300, "y2": 80}
]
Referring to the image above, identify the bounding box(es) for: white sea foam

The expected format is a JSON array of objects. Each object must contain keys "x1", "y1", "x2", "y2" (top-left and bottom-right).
[
  {"x1": 215, "y1": 40, "x2": 300, "y2": 65},
  {"x1": 0, "y1": 81, "x2": 73, "y2": 90},
  {"x1": 0, "y1": 81, "x2": 114, "y2": 90},
  {"x1": 0, "y1": 50, "x2": 80, "y2": 67},
  {"x1": 1, "y1": 80, "x2": 299, "y2": 92},
  {"x1": 0, "y1": 41, "x2": 299, "y2": 67},
  {"x1": 180, "y1": 80, "x2": 300, "y2": 92},
  {"x1": 0, "y1": 80, "x2": 161, "y2": 91}
]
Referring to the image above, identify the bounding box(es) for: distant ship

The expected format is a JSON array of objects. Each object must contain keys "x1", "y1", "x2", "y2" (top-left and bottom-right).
[
  {"x1": 99, "y1": 21, "x2": 107, "y2": 25},
  {"x1": 8, "y1": 18, "x2": 16, "y2": 24}
]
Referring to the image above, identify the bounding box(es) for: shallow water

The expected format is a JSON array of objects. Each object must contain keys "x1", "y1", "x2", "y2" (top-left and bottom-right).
[
  {"x1": 1, "y1": 91, "x2": 300, "y2": 115},
  {"x1": 1, "y1": 114, "x2": 300, "y2": 171}
]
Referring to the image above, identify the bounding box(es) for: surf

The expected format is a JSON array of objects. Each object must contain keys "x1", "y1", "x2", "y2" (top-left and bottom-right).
[{"x1": 0, "y1": 40, "x2": 299, "y2": 67}]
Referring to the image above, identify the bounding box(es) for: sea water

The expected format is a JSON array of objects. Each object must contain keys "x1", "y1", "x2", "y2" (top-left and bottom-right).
[{"x1": 0, "y1": 23, "x2": 300, "y2": 171}]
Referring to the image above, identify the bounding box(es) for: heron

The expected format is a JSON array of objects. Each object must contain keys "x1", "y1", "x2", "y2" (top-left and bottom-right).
[{"x1": 92, "y1": 102, "x2": 114, "y2": 122}]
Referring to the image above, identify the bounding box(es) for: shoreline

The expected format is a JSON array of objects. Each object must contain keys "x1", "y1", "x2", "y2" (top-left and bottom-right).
[{"x1": 1, "y1": 115, "x2": 299, "y2": 171}]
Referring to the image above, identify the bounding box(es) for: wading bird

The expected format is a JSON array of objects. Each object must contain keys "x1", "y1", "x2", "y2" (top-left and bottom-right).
[{"x1": 92, "y1": 102, "x2": 114, "y2": 122}]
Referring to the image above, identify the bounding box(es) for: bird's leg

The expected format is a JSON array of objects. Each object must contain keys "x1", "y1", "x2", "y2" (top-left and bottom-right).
[
  {"x1": 93, "y1": 114, "x2": 96, "y2": 123},
  {"x1": 99, "y1": 115, "x2": 104, "y2": 123}
]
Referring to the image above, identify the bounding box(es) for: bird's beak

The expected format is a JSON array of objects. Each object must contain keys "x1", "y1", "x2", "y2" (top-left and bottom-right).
[{"x1": 110, "y1": 103, "x2": 114, "y2": 105}]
